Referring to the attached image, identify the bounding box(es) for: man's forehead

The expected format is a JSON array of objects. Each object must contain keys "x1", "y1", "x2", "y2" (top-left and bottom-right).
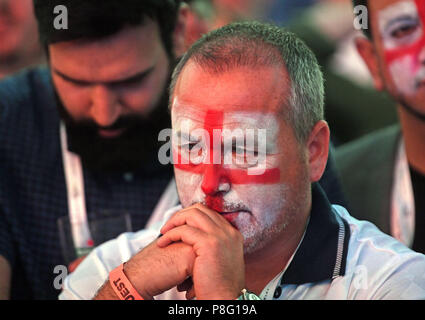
[
  {"x1": 171, "y1": 98, "x2": 281, "y2": 129},
  {"x1": 378, "y1": 0, "x2": 420, "y2": 19},
  {"x1": 49, "y1": 23, "x2": 163, "y2": 82},
  {"x1": 372, "y1": 0, "x2": 421, "y2": 18},
  {"x1": 371, "y1": 0, "x2": 409, "y2": 10},
  {"x1": 174, "y1": 61, "x2": 289, "y2": 114}
]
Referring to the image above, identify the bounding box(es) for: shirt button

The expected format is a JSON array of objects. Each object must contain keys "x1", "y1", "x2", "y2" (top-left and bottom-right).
[{"x1": 273, "y1": 286, "x2": 282, "y2": 299}]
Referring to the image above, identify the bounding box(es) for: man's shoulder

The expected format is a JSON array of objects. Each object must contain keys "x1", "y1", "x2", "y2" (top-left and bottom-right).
[
  {"x1": 0, "y1": 67, "x2": 58, "y2": 153},
  {"x1": 0, "y1": 67, "x2": 53, "y2": 120},
  {"x1": 334, "y1": 206, "x2": 425, "y2": 299},
  {"x1": 335, "y1": 125, "x2": 401, "y2": 171},
  {"x1": 334, "y1": 125, "x2": 401, "y2": 229},
  {"x1": 0, "y1": 67, "x2": 51, "y2": 100},
  {"x1": 335, "y1": 205, "x2": 407, "y2": 253}
]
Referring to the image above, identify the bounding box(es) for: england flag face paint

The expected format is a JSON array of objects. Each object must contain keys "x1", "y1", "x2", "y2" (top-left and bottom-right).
[
  {"x1": 170, "y1": 64, "x2": 311, "y2": 255},
  {"x1": 375, "y1": 0, "x2": 425, "y2": 112}
]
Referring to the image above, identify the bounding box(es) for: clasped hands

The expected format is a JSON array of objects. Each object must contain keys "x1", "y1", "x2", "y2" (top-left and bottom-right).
[{"x1": 123, "y1": 203, "x2": 245, "y2": 300}]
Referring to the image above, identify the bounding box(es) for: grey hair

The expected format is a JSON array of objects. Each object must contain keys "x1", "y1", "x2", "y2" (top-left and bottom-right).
[{"x1": 169, "y1": 21, "x2": 324, "y2": 142}]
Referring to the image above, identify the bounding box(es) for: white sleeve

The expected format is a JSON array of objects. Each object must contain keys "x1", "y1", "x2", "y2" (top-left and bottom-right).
[
  {"x1": 58, "y1": 205, "x2": 182, "y2": 300},
  {"x1": 58, "y1": 228, "x2": 161, "y2": 300},
  {"x1": 369, "y1": 253, "x2": 425, "y2": 300},
  {"x1": 335, "y1": 205, "x2": 425, "y2": 300}
]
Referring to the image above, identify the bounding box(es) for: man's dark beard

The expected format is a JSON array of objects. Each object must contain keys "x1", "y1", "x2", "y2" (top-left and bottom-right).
[{"x1": 55, "y1": 89, "x2": 171, "y2": 174}]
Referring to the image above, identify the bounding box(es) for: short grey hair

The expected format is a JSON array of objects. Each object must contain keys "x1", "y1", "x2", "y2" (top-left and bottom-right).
[{"x1": 169, "y1": 21, "x2": 324, "y2": 142}]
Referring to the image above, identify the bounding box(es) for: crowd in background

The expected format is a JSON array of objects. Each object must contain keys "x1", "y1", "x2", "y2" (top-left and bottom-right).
[{"x1": 1, "y1": 0, "x2": 424, "y2": 300}]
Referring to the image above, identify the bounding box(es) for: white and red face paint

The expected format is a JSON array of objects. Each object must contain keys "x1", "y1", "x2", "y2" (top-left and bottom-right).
[
  {"x1": 378, "y1": 0, "x2": 425, "y2": 95},
  {"x1": 171, "y1": 99, "x2": 303, "y2": 254}
]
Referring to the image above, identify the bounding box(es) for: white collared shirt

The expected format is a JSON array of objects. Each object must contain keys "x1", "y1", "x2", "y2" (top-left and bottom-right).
[
  {"x1": 391, "y1": 139, "x2": 416, "y2": 247},
  {"x1": 59, "y1": 201, "x2": 425, "y2": 300}
]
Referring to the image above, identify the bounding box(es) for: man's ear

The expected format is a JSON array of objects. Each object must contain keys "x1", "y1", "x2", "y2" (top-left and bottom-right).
[
  {"x1": 172, "y1": 3, "x2": 190, "y2": 58},
  {"x1": 355, "y1": 36, "x2": 385, "y2": 91},
  {"x1": 307, "y1": 120, "x2": 330, "y2": 183}
]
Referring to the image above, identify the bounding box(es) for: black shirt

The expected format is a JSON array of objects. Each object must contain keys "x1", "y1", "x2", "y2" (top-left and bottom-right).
[{"x1": 0, "y1": 68, "x2": 173, "y2": 299}]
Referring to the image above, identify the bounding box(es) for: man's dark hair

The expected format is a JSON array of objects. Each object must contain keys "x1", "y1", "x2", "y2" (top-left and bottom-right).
[
  {"x1": 33, "y1": 0, "x2": 181, "y2": 55},
  {"x1": 353, "y1": 0, "x2": 368, "y2": 7},
  {"x1": 170, "y1": 21, "x2": 324, "y2": 143},
  {"x1": 352, "y1": 0, "x2": 372, "y2": 38}
]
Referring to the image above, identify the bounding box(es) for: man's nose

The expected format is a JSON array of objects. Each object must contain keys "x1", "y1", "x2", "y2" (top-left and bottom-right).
[
  {"x1": 90, "y1": 85, "x2": 120, "y2": 127},
  {"x1": 201, "y1": 163, "x2": 231, "y2": 196}
]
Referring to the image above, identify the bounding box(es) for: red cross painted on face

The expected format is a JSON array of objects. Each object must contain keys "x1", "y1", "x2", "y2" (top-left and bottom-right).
[
  {"x1": 173, "y1": 110, "x2": 281, "y2": 212},
  {"x1": 384, "y1": 0, "x2": 425, "y2": 65}
]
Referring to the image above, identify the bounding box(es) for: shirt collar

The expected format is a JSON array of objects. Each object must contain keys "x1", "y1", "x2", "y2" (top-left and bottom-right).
[{"x1": 280, "y1": 183, "x2": 351, "y2": 285}]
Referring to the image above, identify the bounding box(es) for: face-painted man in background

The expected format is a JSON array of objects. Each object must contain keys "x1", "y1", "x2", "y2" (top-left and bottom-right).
[
  {"x1": 367, "y1": 0, "x2": 425, "y2": 118},
  {"x1": 336, "y1": 0, "x2": 425, "y2": 253}
]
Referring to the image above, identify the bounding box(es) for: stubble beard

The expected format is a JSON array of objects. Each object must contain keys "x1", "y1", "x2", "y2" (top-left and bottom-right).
[{"x1": 241, "y1": 183, "x2": 308, "y2": 256}]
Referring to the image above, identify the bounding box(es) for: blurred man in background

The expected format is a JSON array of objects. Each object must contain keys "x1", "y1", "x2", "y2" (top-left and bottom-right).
[
  {"x1": 0, "y1": 0, "x2": 187, "y2": 299},
  {"x1": 0, "y1": 0, "x2": 44, "y2": 79},
  {"x1": 282, "y1": 0, "x2": 398, "y2": 145},
  {"x1": 337, "y1": 0, "x2": 425, "y2": 254}
]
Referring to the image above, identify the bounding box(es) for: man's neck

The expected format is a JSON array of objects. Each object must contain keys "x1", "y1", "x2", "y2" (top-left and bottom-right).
[
  {"x1": 243, "y1": 214, "x2": 309, "y2": 295},
  {"x1": 398, "y1": 105, "x2": 425, "y2": 175}
]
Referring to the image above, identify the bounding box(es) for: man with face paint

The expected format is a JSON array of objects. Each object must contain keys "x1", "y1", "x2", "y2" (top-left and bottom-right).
[
  {"x1": 61, "y1": 22, "x2": 425, "y2": 300},
  {"x1": 0, "y1": 0, "x2": 347, "y2": 301},
  {"x1": 337, "y1": 0, "x2": 425, "y2": 254}
]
